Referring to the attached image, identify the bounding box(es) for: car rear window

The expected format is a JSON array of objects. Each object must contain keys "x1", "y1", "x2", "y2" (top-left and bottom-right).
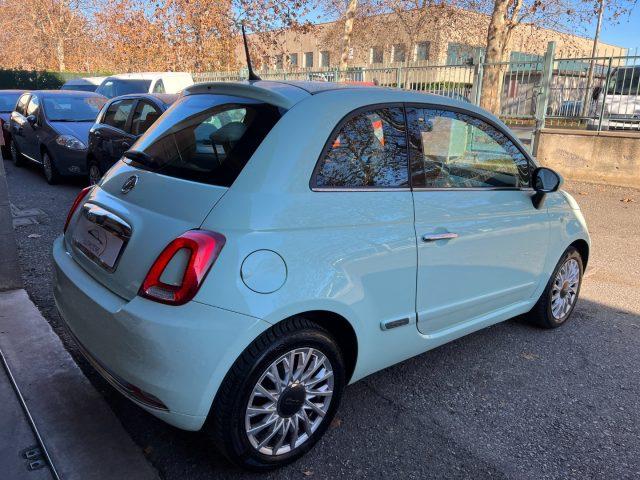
[
  {"x1": 96, "y1": 79, "x2": 152, "y2": 98},
  {"x1": 124, "y1": 94, "x2": 284, "y2": 187}
]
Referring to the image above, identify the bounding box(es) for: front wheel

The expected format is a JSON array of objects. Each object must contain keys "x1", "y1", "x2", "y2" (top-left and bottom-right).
[
  {"x1": 207, "y1": 317, "x2": 345, "y2": 470},
  {"x1": 87, "y1": 158, "x2": 103, "y2": 186},
  {"x1": 529, "y1": 246, "x2": 584, "y2": 328},
  {"x1": 42, "y1": 151, "x2": 61, "y2": 185},
  {"x1": 10, "y1": 140, "x2": 25, "y2": 167}
]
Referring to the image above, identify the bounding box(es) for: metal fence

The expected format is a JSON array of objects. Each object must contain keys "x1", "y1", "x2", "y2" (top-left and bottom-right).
[{"x1": 193, "y1": 42, "x2": 640, "y2": 134}]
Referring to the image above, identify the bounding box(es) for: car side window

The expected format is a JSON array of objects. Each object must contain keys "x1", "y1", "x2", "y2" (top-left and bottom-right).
[
  {"x1": 130, "y1": 101, "x2": 161, "y2": 136},
  {"x1": 406, "y1": 107, "x2": 530, "y2": 189},
  {"x1": 15, "y1": 94, "x2": 30, "y2": 116},
  {"x1": 26, "y1": 95, "x2": 40, "y2": 117},
  {"x1": 152, "y1": 80, "x2": 165, "y2": 94},
  {"x1": 314, "y1": 106, "x2": 408, "y2": 189},
  {"x1": 102, "y1": 99, "x2": 135, "y2": 132}
]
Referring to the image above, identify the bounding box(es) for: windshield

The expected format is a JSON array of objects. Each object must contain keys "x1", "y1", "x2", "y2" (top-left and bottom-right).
[
  {"x1": 125, "y1": 94, "x2": 284, "y2": 186},
  {"x1": 0, "y1": 92, "x2": 21, "y2": 113},
  {"x1": 43, "y1": 95, "x2": 106, "y2": 122},
  {"x1": 608, "y1": 66, "x2": 640, "y2": 96},
  {"x1": 96, "y1": 79, "x2": 152, "y2": 98}
]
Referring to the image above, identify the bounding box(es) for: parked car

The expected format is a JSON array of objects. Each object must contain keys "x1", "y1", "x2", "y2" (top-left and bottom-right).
[
  {"x1": 588, "y1": 64, "x2": 640, "y2": 130},
  {"x1": 95, "y1": 73, "x2": 193, "y2": 99},
  {"x1": 54, "y1": 80, "x2": 590, "y2": 470},
  {"x1": 87, "y1": 93, "x2": 178, "y2": 185},
  {"x1": 9, "y1": 90, "x2": 107, "y2": 184},
  {"x1": 0, "y1": 89, "x2": 26, "y2": 158},
  {"x1": 61, "y1": 76, "x2": 107, "y2": 93}
]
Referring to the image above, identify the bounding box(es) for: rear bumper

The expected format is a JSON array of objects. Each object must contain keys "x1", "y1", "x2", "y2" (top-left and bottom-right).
[{"x1": 52, "y1": 236, "x2": 270, "y2": 431}]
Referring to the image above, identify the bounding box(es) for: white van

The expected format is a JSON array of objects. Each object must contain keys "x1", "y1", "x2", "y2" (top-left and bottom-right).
[
  {"x1": 95, "y1": 73, "x2": 193, "y2": 99},
  {"x1": 588, "y1": 65, "x2": 640, "y2": 130},
  {"x1": 61, "y1": 76, "x2": 107, "y2": 92}
]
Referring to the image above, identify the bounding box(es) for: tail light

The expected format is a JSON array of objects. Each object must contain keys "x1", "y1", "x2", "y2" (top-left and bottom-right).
[
  {"x1": 139, "y1": 230, "x2": 225, "y2": 306},
  {"x1": 64, "y1": 186, "x2": 92, "y2": 232}
]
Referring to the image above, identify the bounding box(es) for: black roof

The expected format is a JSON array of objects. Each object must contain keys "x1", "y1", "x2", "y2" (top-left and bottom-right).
[{"x1": 105, "y1": 92, "x2": 179, "y2": 107}]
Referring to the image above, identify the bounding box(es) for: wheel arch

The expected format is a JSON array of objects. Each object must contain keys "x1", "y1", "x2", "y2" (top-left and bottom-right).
[{"x1": 569, "y1": 238, "x2": 589, "y2": 269}]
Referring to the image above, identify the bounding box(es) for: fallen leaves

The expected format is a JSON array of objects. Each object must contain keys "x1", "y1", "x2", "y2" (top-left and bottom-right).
[{"x1": 522, "y1": 352, "x2": 538, "y2": 361}]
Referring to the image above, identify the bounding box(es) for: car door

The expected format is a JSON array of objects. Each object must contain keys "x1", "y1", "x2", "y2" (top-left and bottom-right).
[
  {"x1": 10, "y1": 93, "x2": 31, "y2": 154},
  {"x1": 22, "y1": 94, "x2": 41, "y2": 160},
  {"x1": 309, "y1": 105, "x2": 417, "y2": 333},
  {"x1": 406, "y1": 105, "x2": 549, "y2": 336},
  {"x1": 95, "y1": 98, "x2": 136, "y2": 171}
]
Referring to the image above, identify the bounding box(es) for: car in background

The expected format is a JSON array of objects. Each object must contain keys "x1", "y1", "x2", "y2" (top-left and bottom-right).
[
  {"x1": 61, "y1": 76, "x2": 107, "y2": 93},
  {"x1": 0, "y1": 89, "x2": 26, "y2": 158},
  {"x1": 87, "y1": 93, "x2": 178, "y2": 185},
  {"x1": 588, "y1": 64, "x2": 640, "y2": 130},
  {"x1": 95, "y1": 73, "x2": 193, "y2": 99},
  {"x1": 54, "y1": 80, "x2": 590, "y2": 470},
  {"x1": 9, "y1": 90, "x2": 106, "y2": 184}
]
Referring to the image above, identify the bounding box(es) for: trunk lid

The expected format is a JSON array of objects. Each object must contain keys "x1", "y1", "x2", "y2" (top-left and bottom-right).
[{"x1": 65, "y1": 161, "x2": 227, "y2": 300}]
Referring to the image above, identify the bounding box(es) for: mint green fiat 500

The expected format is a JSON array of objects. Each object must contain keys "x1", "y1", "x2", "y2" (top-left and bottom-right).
[{"x1": 53, "y1": 81, "x2": 589, "y2": 470}]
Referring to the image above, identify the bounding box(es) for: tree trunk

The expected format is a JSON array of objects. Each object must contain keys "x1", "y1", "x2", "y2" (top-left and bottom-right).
[
  {"x1": 56, "y1": 37, "x2": 66, "y2": 71},
  {"x1": 340, "y1": 0, "x2": 358, "y2": 70},
  {"x1": 480, "y1": 0, "x2": 511, "y2": 114}
]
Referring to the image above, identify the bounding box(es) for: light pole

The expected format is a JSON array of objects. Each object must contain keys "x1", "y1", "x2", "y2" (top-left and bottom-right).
[{"x1": 582, "y1": 0, "x2": 606, "y2": 118}]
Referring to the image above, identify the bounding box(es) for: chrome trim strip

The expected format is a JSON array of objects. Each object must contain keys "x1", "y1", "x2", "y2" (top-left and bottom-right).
[{"x1": 311, "y1": 187, "x2": 411, "y2": 192}]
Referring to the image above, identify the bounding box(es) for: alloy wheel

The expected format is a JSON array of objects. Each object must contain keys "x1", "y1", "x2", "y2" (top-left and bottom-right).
[
  {"x1": 43, "y1": 154, "x2": 53, "y2": 182},
  {"x1": 88, "y1": 164, "x2": 102, "y2": 186},
  {"x1": 551, "y1": 258, "x2": 580, "y2": 320},
  {"x1": 245, "y1": 347, "x2": 334, "y2": 456}
]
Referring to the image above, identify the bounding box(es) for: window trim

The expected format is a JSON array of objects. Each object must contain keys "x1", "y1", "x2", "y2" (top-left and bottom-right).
[
  {"x1": 310, "y1": 102, "x2": 412, "y2": 192},
  {"x1": 404, "y1": 102, "x2": 536, "y2": 192}
]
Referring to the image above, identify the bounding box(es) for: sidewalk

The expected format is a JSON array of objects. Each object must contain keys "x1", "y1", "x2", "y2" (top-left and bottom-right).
[{"x1": 1, "y1": 155, "x2": 158, "y2": 479}]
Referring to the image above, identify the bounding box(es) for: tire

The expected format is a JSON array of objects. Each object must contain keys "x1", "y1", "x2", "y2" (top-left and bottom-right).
[
  {"x1": 42, "y1": 151, "x2": 61, "y2": 185},
  {"x1": 207, "y1": 317, "x2": 345, "y2": 471},
  {"x1": 87, "y1": 157, "x2": 103, "y2": 186},
  {"x1": 10, "y1": 140, "x2": 25, "y2": 167},
  {"x1": 529, "y1": 246, "x2": 584, "y2": 328}
]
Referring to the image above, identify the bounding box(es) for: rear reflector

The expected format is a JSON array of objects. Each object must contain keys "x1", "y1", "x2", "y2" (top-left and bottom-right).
[
  {"x1": 139, "y1": 230, "x2": 225, "y2": 306},
  {"x1": 64, "y1": 186, "x2": 92, "y2": 232}
]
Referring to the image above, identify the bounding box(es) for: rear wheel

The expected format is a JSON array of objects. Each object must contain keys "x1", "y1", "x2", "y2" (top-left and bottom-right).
[
  {"x1": 42, "y1": 151, "x2": 61, "y2": 185},
  {"x1": 207, "y1": 317, "x2": 345, "y2": 471},
  {"x1": 10, "y1": 140, "x2": 24, "y2": 167},
  {"x1": 529, "y1": 246, "x2": 583, "y2": 328}
]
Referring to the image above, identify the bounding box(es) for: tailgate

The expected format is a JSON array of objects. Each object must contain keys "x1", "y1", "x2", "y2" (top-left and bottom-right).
[{"x1": 65, "y1": 162, "x2": 227, "y2": 300}]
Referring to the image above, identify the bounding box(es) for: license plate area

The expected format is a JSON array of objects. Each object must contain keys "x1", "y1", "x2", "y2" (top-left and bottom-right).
[{"x1": 72, "y1": 204, "x2": 132, "y2": 272}]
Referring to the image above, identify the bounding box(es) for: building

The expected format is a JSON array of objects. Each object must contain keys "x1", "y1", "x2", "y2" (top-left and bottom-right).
[{"x1": 248, "y1": 8, "x2": 624, "y2": 72}]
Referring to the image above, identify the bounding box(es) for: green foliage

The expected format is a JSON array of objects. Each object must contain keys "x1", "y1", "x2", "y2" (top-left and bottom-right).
[{"x1": 0, "y1": 70, "x2": 105, "y2": 89}]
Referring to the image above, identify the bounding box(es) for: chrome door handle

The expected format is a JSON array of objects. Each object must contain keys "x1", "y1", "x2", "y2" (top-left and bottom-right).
[{"x1": 422, "y1": 233, "x2": 458, "y2": 242}]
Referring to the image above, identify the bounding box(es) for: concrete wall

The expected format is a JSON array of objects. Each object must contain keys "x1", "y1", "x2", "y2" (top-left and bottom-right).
[{"x1": 536, "y1": 129, "x2": 640, "y2": 188}]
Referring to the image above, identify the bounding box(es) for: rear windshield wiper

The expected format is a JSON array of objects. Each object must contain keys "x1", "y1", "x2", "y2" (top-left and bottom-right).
[{"x1": 123, "y1": 149, "x2": 158, "y2": 167}]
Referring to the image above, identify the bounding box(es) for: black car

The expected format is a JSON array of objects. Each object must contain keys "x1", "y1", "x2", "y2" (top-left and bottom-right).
[
  {"x1": 0, "y1": 89, "x2": 26, "y2": 158},
  {"x1": 87, "y1": 93, "x2": 178, "y2": 185},
  {"x1": 9, "y1": 90, "x2": 107, "y2": 184}
]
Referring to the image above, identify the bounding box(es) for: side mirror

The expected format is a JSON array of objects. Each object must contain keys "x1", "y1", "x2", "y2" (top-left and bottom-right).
[
  {"x1": 532, "y1": 167, "x2": 562, "y2": 209},
  {"x1": 26, "y1": 115, "x2": 37, "y2": 126}
]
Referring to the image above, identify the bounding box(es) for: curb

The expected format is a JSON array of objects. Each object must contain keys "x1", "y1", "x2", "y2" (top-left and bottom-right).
[
  {"x1": 0, "y1": 289, "x2": 159, "y2": 480},
  {"x1": 0, "y1": 157, "x2": 22, "y2": 291}
]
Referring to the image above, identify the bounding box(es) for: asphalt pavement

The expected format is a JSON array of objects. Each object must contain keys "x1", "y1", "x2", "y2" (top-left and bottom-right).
[{"x1": 3, "y1": 156, "x2": 640, "y2": 480}]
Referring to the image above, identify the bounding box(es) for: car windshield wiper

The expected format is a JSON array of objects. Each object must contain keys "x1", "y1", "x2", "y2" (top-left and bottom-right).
[{"x1": 123, "y1": 149, "x2": 158, "y2": 167}]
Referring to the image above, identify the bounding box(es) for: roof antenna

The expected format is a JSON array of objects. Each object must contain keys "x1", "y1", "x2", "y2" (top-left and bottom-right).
[{"x1": 241, "y1": 23, "x2": 261, "y2": 81}]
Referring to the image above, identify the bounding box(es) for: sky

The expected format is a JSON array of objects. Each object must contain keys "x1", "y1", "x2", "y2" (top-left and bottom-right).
[{"x1": 592, "y1": 7, "x2": 640, "y2": 48}]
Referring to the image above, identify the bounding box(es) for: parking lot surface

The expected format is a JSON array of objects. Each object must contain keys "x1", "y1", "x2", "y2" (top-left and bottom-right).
[{"x1": 4, "y1": 156, "x2": 640, "y2": 479}]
